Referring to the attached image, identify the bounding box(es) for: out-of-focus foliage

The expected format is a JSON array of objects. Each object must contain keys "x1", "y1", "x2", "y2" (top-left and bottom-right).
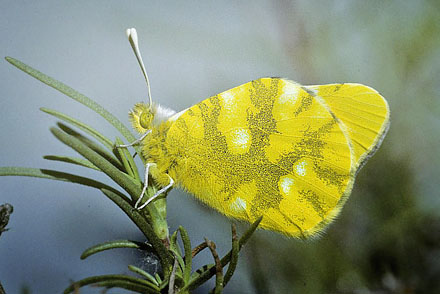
[{"x1": 238, "y1": 1, "x2": 440, "y2": 293}]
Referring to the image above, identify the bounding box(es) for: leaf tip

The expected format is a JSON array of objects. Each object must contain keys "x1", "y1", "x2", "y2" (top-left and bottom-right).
[{"x1": 5, "y1": 56, "x2": 18, "y2": 66}]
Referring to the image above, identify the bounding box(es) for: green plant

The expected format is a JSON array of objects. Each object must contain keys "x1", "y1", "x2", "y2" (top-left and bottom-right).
[{"x1": 0, "y1": 57, "x2": 261, "y2": 293}]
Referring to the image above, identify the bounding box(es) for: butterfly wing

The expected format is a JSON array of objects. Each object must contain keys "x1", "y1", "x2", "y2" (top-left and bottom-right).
[
  {"x1": 166, "y1": 78, "x2": 361, "y2": 238},
  {"x1": 305, "y1": 83, "x2": 390, "y2": 171}
]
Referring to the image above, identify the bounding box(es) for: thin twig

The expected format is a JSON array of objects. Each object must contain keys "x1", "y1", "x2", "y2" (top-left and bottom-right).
[
  {"x1": 186, "y1": 216, "x2": 263, "y2": 291},
  {"x1": 168, "y1": 257, "x2": 179, "y2": 294},
  {"x1": 192, "y1": 241, "x2": 208, "y2": 258},
  {"x1": 205, "y1": 238, "x2": 224, "y2": 294}
]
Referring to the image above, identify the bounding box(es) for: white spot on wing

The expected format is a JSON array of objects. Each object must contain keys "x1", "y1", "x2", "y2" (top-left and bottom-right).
[
  {"x1": 280, "y1": 177, "x2": 294, "y2": 195},
  {"x1": 296, "y1": 161, "x2": 307, "y2": 176},
  {"x1": 221, "y1": 91, "x2": 235, "y2": 107},
  {"x1": 231, "y1": 128, "x2": 250, "y2": 149},
  {"x1": 231, "y1": 197, "x2": 247, "y2": 211},
  {"x1": 279, "y1": 82, "x2": 299, "y2": 105}
]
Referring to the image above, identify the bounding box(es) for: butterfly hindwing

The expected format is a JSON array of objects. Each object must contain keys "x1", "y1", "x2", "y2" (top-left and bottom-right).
[{"x1": 305, "y1": 83, "x2": 390, "y2": 171}]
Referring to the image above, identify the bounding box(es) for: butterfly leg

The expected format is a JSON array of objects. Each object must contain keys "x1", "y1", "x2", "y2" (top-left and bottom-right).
[
  {"x1": 136, "y1": 166, "x2": 174, "y2": 210},
  {"x1": 134, "y1": 163, "x2": 152, "y2": 209},
  {"x1": 116, "y1": 130, "x2": 151, "y2": 148}
]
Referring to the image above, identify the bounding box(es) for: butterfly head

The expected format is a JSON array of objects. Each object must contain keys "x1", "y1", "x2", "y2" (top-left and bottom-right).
[
  {"x1": 129, "y1": 102, "x2": 176, "y2": 134},
  {"x1": 130, "y1": 103, "x2": 154, "y2": 133}
]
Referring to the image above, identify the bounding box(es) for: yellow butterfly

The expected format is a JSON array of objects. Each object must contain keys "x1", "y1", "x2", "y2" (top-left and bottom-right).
[{"x1": 124, "y1": 29, "x2": 390, "y2": 238}]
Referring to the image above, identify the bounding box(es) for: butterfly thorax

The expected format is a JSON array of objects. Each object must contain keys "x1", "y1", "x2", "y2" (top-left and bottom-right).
[
  {"x1": 129, "y1": 102, "x2": 181, "y2": 186},
  {"x1": 144, "y1": 122, "x2": 176, "y2": 175}
]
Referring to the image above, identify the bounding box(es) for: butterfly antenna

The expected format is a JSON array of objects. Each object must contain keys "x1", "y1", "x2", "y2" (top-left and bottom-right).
[{"x1": 126, "y1": 28, "x2": 153, "y2": 108}]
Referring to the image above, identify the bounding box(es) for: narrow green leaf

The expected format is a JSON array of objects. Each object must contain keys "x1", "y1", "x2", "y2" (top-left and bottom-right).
[
  {"x1": 40, "y1": 107, "x2": 114, "y2": 150},
  {"x1": 56, "y1": 123, "x2": 124, "y2": 172},
  {"x1": 50, "y1": 126, "x2": 141, "y2": 198},
  {"x1": 43, "y1": 155, "x2": 99, "y2": 171},
  {"x1": 52, "y1": 125, "x2": 170, "y2": 255},
  {"x1": 114, "y1": 138, "x2": 135, "y2": 178},
  {"x1": 128, "y1": 265, "x2": 159, "y2": 286},
  {"x1": 100, "y1": 188, "x2": 152, "y2": 236},
  {"x1": 49, "y1": 127, "x2": 173, "y2": 248},
  {"x1": 0, "y1": 167, "x2": 128, "y2": 200},
  {"x1": 188, "y1": 264, "x2": 214, "y2": 283},
  {"x1": 0, "y1": 168, "x2": 151, "y2": 243},
  {"x1": 80, "y1": 239, "x2": 152, "y2": 260},
  {"x1": 0, "y1": 167, "x2": 170, "y2": 270},
  {"x1": 94, "y1": 280, "x2": 159, "y2": 293},
  {"x1": 63, "y1": 274, "x2": 160, "y2": 294},
  {"x1": 179, "y1": 226, "x2": 192, "y2": 283},
  {"x1": 155, "y1": 273, "x2": 163, "y2": 284},
  {"x1": 5, "y1": 57, "x2": 138, "y2": 147},
  {"x1": 236, "y1": 216, "x2": 263, "y2": 249},
  {"x1": 223, "y1": 224, "x2": 239, "y2": 287},
  {"x1": 169, "y1": 231, "x2": 179, "y2": 254},
  {"x1": 115, "y1": 137, "x2": 140, "y2": 181},
  {"x1": 100, "y1": 188, "x2": 173, "y2": 276},
  {"x1": 4, "y1": 56, "x2": 171, "y2": 252},
  {"x1": 1, "y1": 172, "x2": 172, "y2": 280},
  {"x1": 169, "y1": 231, "x2": 185, "y2": 276}
]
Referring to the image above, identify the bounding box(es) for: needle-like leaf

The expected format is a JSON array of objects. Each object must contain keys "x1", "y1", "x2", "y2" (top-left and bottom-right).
[
  {"x1": 43, "y1": 155, "x2": 100, "y2": 171},
  {"x1": 5, "y1": 56, "x2": 145, "y2": 163},
  {"x1": 63, "y1": 274, "x2": 160, "y2": 294},
  {"x1": 80, "y1": 239, "x2": 152, "y2": 260},
  {"x1": 40, "y1": 107, "x2": 114, "y2": 151}
]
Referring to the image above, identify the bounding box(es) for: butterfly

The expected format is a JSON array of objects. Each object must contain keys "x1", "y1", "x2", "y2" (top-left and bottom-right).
[{"x1": 124, "y1": 29, "x2": 390, "y2": 238}]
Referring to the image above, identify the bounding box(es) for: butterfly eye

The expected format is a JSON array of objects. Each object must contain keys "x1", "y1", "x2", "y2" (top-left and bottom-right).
[{"x1": 139, "y1": 110, "x2": 153, "y2": 129}]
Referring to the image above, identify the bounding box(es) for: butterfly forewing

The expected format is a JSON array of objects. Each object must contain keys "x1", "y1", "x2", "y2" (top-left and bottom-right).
[{"x1": 165, "y1": 78, "x2": 357, "y2": 237}]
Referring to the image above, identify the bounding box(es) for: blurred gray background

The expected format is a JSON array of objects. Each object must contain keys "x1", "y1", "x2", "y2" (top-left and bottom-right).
[{"x1": 1, "y1": 1, "x2": 439, "y2": 293}]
